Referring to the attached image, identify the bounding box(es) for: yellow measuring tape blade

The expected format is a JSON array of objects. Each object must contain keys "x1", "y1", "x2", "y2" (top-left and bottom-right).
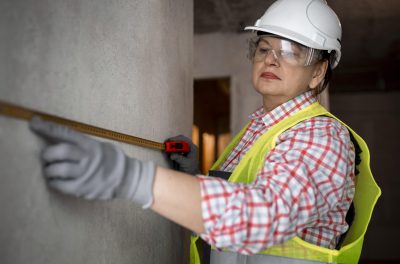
[{"x1": 0, "y1": 100, "x2": 165, "y2": 151}]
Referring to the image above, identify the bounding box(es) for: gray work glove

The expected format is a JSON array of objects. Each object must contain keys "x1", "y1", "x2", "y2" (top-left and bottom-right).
[
  {"x1": 29, "y1": 117, "x2": 156, "y2": 208},
  {"x1": 167, "y1": 135, "x2": 200, "y2": 175}
]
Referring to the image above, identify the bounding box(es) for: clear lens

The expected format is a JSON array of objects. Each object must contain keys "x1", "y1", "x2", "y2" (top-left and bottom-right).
[{"x1": 251, "y1": 36, "x2": 322, "y2": 66}]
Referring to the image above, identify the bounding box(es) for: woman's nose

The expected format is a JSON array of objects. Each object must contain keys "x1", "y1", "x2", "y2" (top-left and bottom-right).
[{"x1": 264, "y1": 49, "x2": 279, "y2": 66}]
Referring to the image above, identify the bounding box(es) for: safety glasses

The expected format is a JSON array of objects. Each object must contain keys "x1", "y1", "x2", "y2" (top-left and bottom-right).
[{"x1": 249, "y1": 35, "x2": 323, "y2": 67}]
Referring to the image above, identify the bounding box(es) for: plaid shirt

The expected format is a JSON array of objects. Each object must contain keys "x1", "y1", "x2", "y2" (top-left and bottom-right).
[{"x1": 198, "y1": 91, "x2": 356, "y2": 255}]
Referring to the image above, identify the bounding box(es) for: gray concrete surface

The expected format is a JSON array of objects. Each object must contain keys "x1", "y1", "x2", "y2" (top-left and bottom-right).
[{"x1": 0, "y1": 0, "x2": 193, "y2": 263}]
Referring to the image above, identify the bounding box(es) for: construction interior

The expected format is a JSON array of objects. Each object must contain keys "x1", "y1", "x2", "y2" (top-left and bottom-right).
[{"x1": 1, "y1": 0, "x2": 399, "y2": 263}]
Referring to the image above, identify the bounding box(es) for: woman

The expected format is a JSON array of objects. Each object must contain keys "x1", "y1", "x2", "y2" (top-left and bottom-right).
[{"x1": 30, "y1": 0, "x2": 380, "y2": 263}]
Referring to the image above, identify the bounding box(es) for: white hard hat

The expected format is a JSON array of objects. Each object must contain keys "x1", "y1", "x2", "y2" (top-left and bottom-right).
[{"x1": 245, "y1": 0, "x2": 342, "y2": 68}]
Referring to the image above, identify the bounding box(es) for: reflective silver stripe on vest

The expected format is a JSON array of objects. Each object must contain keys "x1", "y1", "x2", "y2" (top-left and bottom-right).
[{"x1": 210, "y1": 250, "x2": 327, "y2": 264}]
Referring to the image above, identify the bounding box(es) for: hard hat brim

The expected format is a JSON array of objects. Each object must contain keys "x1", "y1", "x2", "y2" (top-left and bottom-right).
[{"x1": 245, "y1": 26, "x2": 322, "y2": 50}]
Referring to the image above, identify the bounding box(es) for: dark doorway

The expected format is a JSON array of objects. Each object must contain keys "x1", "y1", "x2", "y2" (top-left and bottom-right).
[{"x1": 193, "y1": 78, "x2": 231, "y2": 174}]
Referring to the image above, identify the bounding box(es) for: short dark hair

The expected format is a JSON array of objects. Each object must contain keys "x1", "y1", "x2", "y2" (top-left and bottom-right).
[{"x1": 314, "y1": 50, "x2": 334, "y2": 96}]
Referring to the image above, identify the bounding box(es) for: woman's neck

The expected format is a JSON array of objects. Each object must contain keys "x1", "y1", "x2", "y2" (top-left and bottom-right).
[{"x1": 262, "y1": 96, "x2": 286, "y2": 112}]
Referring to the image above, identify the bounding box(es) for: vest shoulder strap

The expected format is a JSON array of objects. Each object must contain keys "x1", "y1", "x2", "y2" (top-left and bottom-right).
[{"x1": 227, "y1": 102, "x2": 328, "y2": 184}]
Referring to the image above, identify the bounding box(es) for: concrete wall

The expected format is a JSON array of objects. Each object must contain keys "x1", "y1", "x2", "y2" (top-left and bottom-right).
[
  {"x1": 330, "y1": 92, "x2": 400, "y2": 260},
  {"x1": 0, "y1": 0, "x2": 192, "y2": 263},
  {"x1": 194, "y1": 32, "x2": 329, "y2": 135},
  {"x1": 194, "y1": 33, "x2": 256, "y2": 135}
]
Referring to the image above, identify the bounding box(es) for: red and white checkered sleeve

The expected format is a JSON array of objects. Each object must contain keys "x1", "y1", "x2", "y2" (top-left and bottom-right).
[{"x1": 197, "y1": 117, "x2": 354, "y2": 254}]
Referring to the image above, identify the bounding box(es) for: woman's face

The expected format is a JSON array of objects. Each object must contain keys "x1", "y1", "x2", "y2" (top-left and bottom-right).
[{"x1": 252, "y1": 36, "x2": 328, "y2": 106}]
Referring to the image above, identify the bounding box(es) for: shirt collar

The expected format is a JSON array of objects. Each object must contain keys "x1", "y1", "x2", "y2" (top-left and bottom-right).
[{"x1": 249, "y1": 91, "x2": 317, "y2": 128}]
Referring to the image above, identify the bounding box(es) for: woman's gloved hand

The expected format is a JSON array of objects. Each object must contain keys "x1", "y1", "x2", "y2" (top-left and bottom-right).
[
  {"x1": 167, "y1": 135, "x2": 201, "y2": 175},
  {"x1": 29, "y1": 117, "x2": 156, "y2": 208}
]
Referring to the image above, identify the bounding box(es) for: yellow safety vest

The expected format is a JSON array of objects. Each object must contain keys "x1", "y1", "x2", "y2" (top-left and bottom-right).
[{"x1": 190, "y1": 102, "x2": 381, "y2": 264}]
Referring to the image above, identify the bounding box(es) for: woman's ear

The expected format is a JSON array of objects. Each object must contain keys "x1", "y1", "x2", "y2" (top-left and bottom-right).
[{"x1": 309, "y1": 60, "x2": 329, "y2": 89}]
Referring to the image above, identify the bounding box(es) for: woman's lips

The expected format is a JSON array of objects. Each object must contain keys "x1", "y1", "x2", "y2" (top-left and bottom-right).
[{"x1": 261, "y1": 72, "x2": 281, "y2": 80}]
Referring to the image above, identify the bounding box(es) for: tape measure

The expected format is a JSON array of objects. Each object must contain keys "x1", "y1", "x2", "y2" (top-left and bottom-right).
[{"x1": 0, "y1": 100, "x2": 189, "y2": 153}]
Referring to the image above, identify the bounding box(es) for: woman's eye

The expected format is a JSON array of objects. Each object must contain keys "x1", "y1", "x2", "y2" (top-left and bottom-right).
[
  {"x1": 280, "y1": 50, "x2": 297, "y2": 58},
  {"x1": 258, "y1": 47, "x2": 270, "y2": 54}
]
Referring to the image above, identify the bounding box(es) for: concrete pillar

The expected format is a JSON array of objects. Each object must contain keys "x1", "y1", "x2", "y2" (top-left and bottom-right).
[{"x1": 0, "y1": 0, "x2": 193, "y2": 263}]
